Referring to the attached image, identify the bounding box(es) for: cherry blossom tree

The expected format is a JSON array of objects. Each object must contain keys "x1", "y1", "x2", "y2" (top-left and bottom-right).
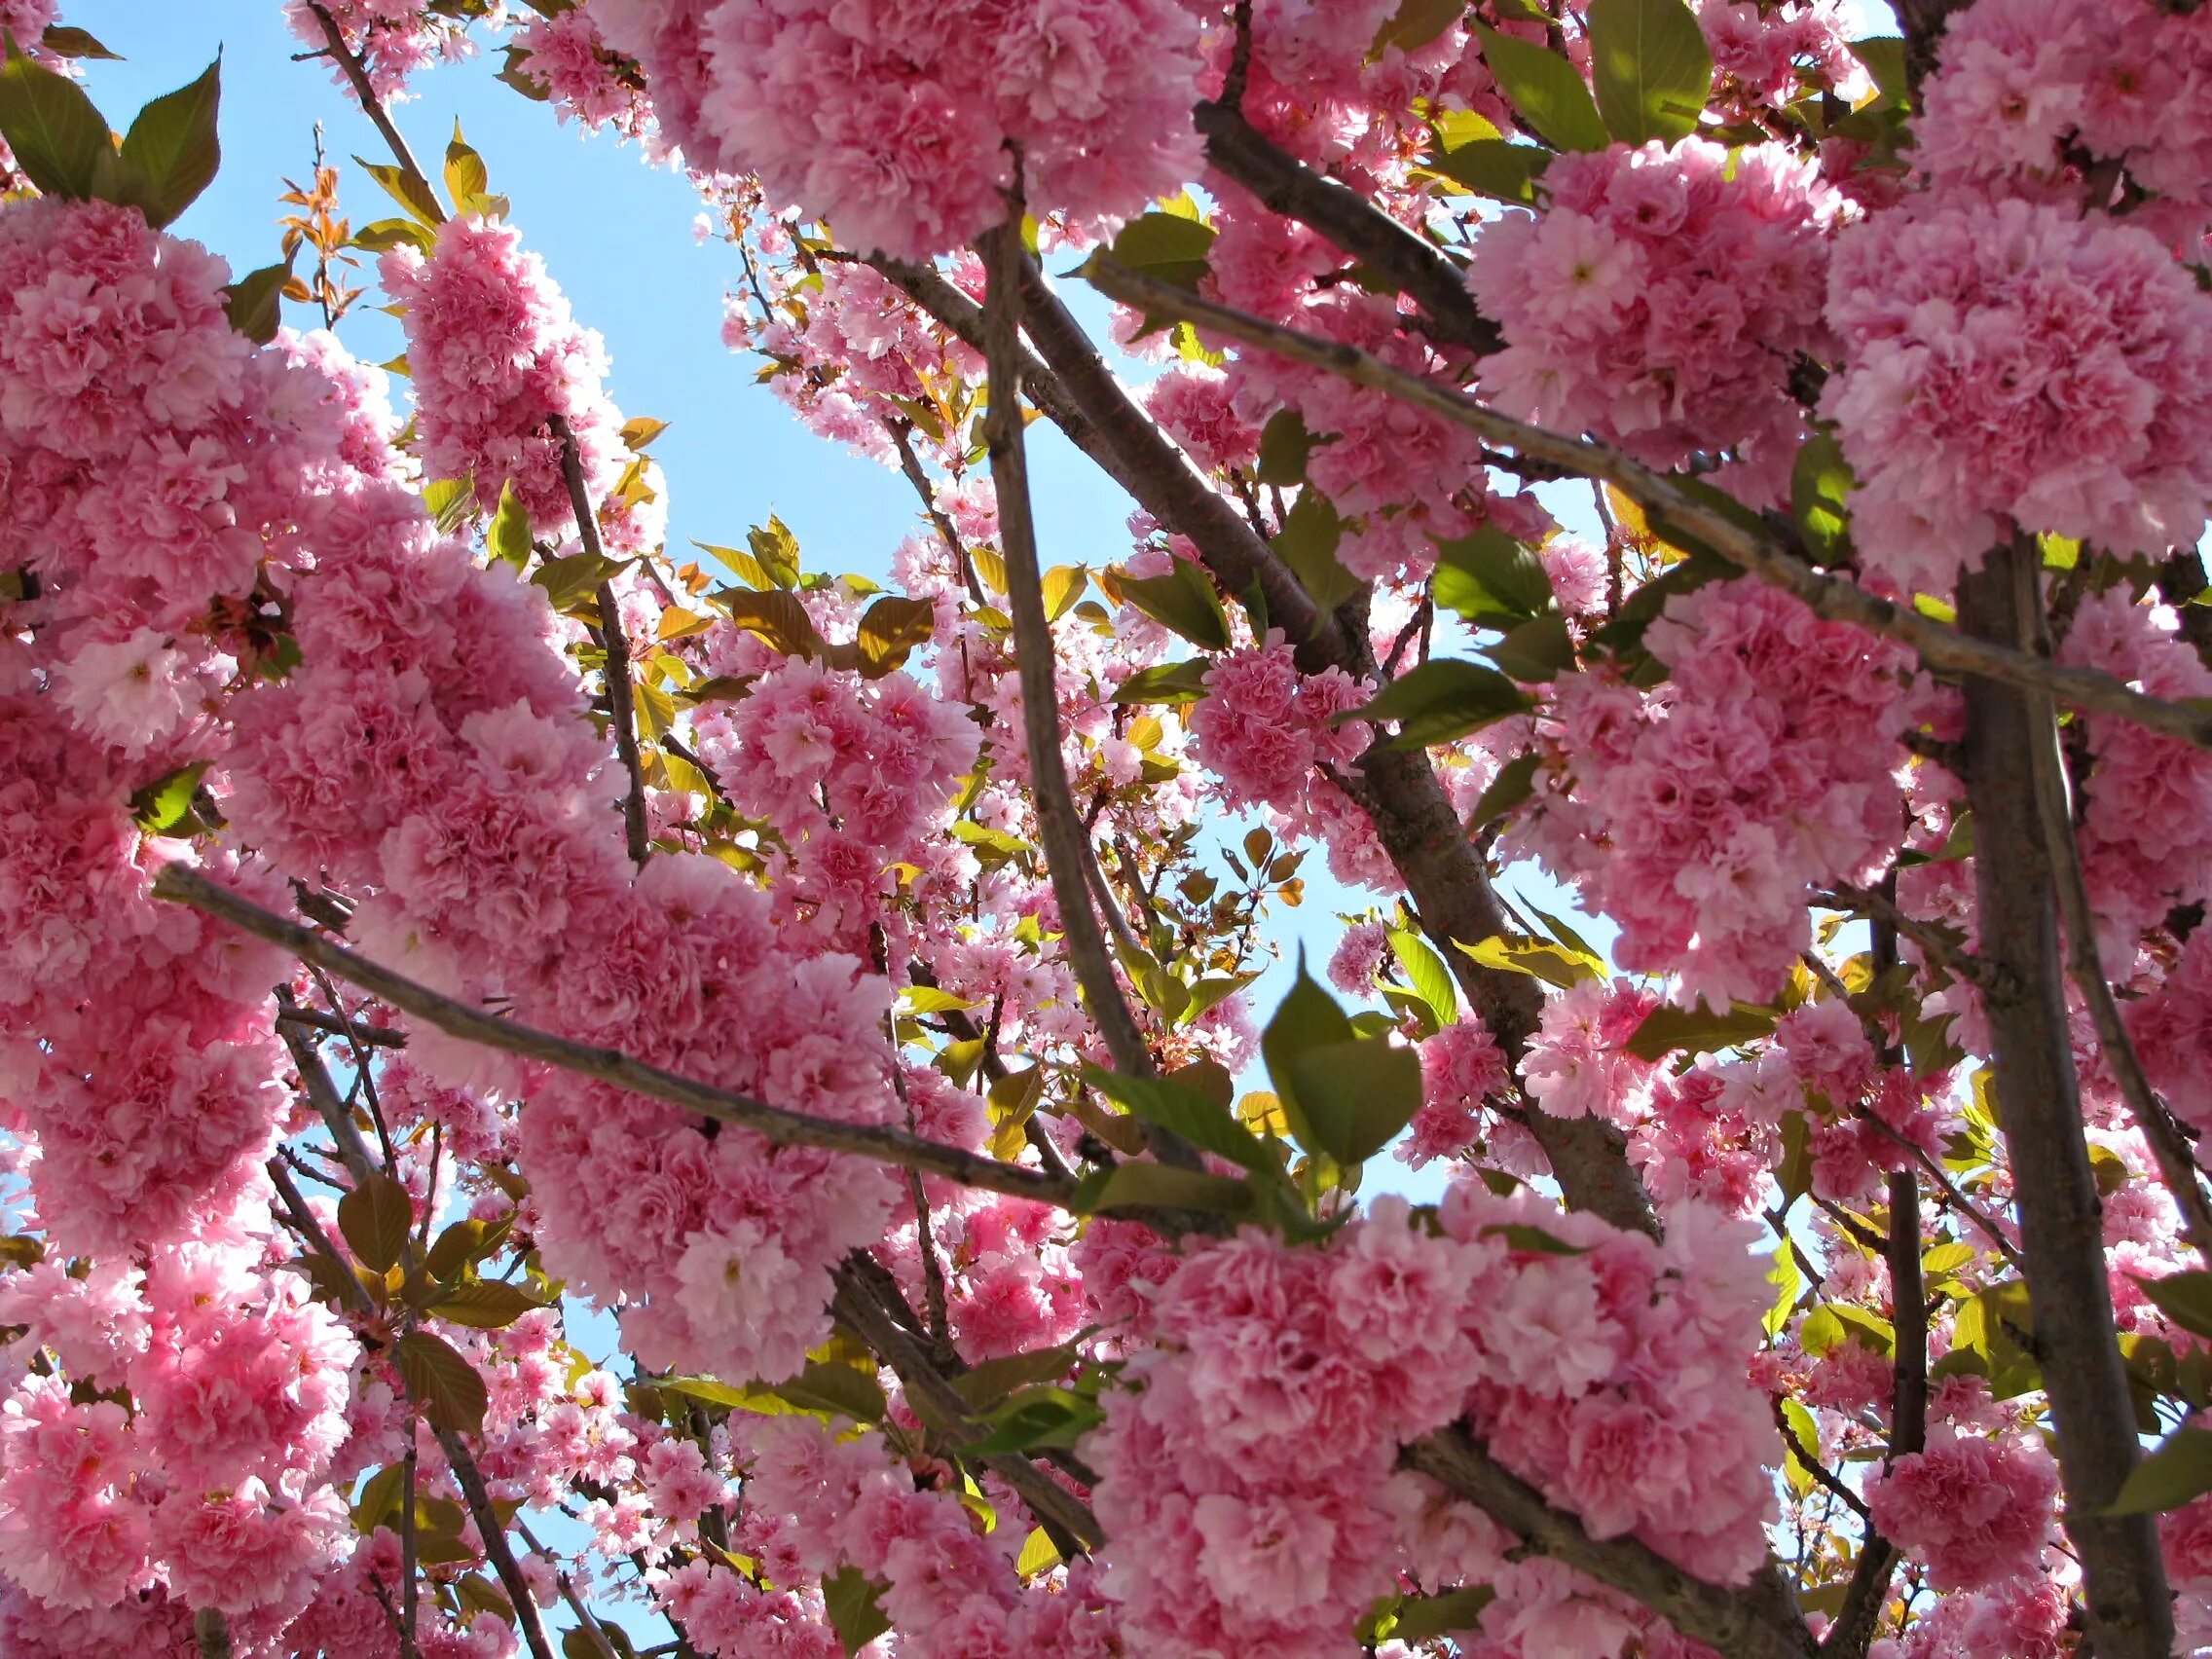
[{"x1": 2, "y1": 0, "x2": 2212, "y2": 1655}]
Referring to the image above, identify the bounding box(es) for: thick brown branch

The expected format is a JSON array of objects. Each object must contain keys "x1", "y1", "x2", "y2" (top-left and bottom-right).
[
  {"x1": 1195, "y1": 100, "x2": 1502, "y2": 357},
  {"x1": 1087, "y1": 262, "x2": 2212, "y2": 753},
  {"x1": 1958, "y1": 542, "x2": 2172, "y2": 1659},
  {"x1": 157, "y1": 866, "x2": 1079, "y2": 1208},
  {"x1": 194, "y1": 1609, "x2": 234, "y2": 1659},
  {"x1": 980, "y1": 209, "x2": 1157, "y2": 1086},
  {"x1": 1401, "y1": 1426, "x2": 1816, "y2": 1659}
]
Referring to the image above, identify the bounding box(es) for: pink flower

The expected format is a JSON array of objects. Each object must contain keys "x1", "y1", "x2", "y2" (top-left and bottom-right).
[{"x1": 1863, "y1": 1430, "x2": 2059, "y2": 1592}]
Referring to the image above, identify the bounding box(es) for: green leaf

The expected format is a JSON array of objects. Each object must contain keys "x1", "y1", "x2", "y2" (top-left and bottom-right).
[
  {"x1": 1798, "y1": 1304, "x2": 1845, "y2": 1358},
  {"x1": 1465, "y1": 752, "x2": 1542, "y2": 833},
  {"x1": 429, "y1": 1281, "x2": 546, "y2": 1329},
  {"x1": 488, "y1": 480, "x2": 532, "y2": 570},
  {"x1": 396, "y1": 1330, "x2": 488, "y2": 1434},
  {"x1": 710, "y1": 587, "x2": 826, "y2": 659},
  {"x1": 1284, "y1": 1038, "x2": 1424, "y2": 1167},
  {"x1": 1255, "y1": 408, "x2": 1317, "y2": 486},
  {"x1": 1274, "y1": 492, "x2": 1361, "y2": 619},
  {"x1": 1455, "y1": 934, "x2": 1603, "y2": 989},
  {"x1": 1114, "y1": 659, "x2": 1211, "y2": 705},
  {"x1": 1430, "y1": 136, "x2": 1551, "y2": 203},
  {"x1": 855, "y1": 594, "x2": 936, "y2": 679},
  {"x1": 964, "y1": 1385, "x2": 1107, "y2": 1456},
  {"x1": 1486, "y1": 612, "x2": 1575, "y2": 683},
  {"x1": 117, "y1": 57, "x2": 221, "y2": 229},
  {"x1": 767, "y1": 1361, "x2": 887, "y2": 1424},
  {"x1": 338, "y1": 1171, "x2": 415, "y2": 1273},
  {"x1": 1764, "y1": 1237, "x2": 1802, "y2": 1339},
  {"x1": 129, "y1": 759, "x2": 210, "y2": 833},
  {"x1": 2136, "y1": 1271, "x2": 2212, "y2": 1343},
  {"x1": 1586, "y1": 0, "x2": 1712, "y2": 145},
  {"x1": 1104, "y1": 210, "x2": 1217, "y2": 289},
  {"x1": 1848, "y1": 37, "x2": 1910, "y2": 107},
  {"x1": 1791, "y1": 431, "x2": 1855, "y2": 564},
  {"x1": 1349, "y1": 659, "x2": 1533, "y2": 750},
  {"x1": 354, "y1": 154, "x2": 444, "y2": 226},
  {"x1": 1625, "y1": 999, "x2": 1780, "y2": 1061},
  {"x1": 822, "y1": 1567, "x2": 892, "y2": 1656},
  {"x1": 1921, "y1": 1241, "x2": 1976, "y2": 1278},
  {"x1": 221, "y1": 259, "x2": 290, "y2": 344},
  {"x1": 1391, "y1": 1585, "x2": 1496, "y2": 1642},
  {"x1": 422, "y1": 476, "x2": 475, "y2": 534},
  {"x1": 1373, "y1": 0, "x2": 1468, "y2": 55},
  {"x1": 1390, "y1": 928, "x2": 1459, "y2": 1025},
  {"x1": 951, "y1": 1346, "x2": 1081, "y2": 1412},
  {"x1": 444, "y1": 119, "x2": 488, "y2": 202},
  {"x1": 351, "y1": 216, "x2": 436, "y2": 254},
  {"x1": 1433, "y1": 526, "x2": 1554, "y2": 623},
  {"x1": 2107, "y1": 1428, "x2": 2212, "y2": 1516},
  {"x1": 654, "y1": 1375, "x2": 758, "y2": 1411},
  {"x1": 40, "y1": 25, "x2": 123, "y2": 60},
  {"x1": 1474, "y1": 23, "x2": 1609, "y2": 152},
  {"x1": 1116, "y1": 560, "x2": 1230, "y2": 651},
  {"x1": 0, "y1": 34, "x2": 116, "y2": 200},
  {"x1": 1042, "y1": 564, "x2": 1089, "y2": 620},
  {"x1": 1084, "y1": 1065, "x2": 1278, "y2": 1175},
  {"x1": 1074, "y1": 1160, "x2": 1256, "y2": 1218},
  {"x1": 1481, "y1": 1222, "x2": 1591, "y2": 1255},
  {"x1": 746, "y1": 515, "x2": 802, "y2": 588},
  {"x1": 903, "y1": 985, "x2": 979, "y2": 1014},
  {"x1": 424, "y1": 1214, "x2": 513, "y2": 1281}
]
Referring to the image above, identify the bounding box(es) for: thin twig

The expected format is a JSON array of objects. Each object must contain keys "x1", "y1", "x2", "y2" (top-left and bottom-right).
[
  {"x1": 1821, "y1": 884, "x2": 1998, "y2": 995},
  {"x1": 2013, "y1": 561, "x2": 2212, "y2": 1259},
  {"x1": 301, "y1": 2, "x2": 443, "y2": 220},
  {"x1": 548, "y1": 412, "x2": 649, "y2": 866},
  {"x1": 159, "y1": 866, "x2": 1080, "y2": 1206},
  {"x1": 516, "y1": 1519, "x2": 619, "y2": 1659},
  {"x1": 830, "y1": 1259, "x2": 1101, "y2": 1555},
  {"x1": 277, "y1": 1006, "x2": 408, "y2": 1047},
  {"x1": 1084, "y1": 261, "x2": 2212, "y2": 752}
]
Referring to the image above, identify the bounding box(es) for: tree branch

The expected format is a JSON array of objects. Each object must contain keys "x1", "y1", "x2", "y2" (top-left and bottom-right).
[
  {"x1": 155, "y1": 865, "x2": 1079, "y2": 1207},
  {"x1": 1195, "y1": 100, "x2": 1502, "y2": 357},
  {"x1": 434, "y1": 1423, "x2": 558, "y2": 1659},
  {"x1": 1957, "y1": 540, "x2": 2171, "y2": 1659},
  {"x1": 1085, "y1": 261, "x2": 2212, "y2": 753},
  {"x1": 1400, "y1": 1426, "x2": 1816, "y2": 1659},
  {"x1": 548, "y1": 412, "x2": 649, "y2": 866},
  {"x1": 2015, "y1": 569, "x2": 2212, "y2": 1259},
  {"x1": 830, "y1": 1258, "x2": 1102, "y2": 1555},
  {"x1": 301, "y1": 1, "x2": 444, "y2": 220},
  {"x1": 979, "y1": 203, "x2": 1158, "y2": 1087}
]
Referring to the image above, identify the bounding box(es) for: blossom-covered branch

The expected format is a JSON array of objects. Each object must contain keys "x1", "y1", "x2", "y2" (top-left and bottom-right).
[{"x1": 153, "y1": 865, "x2": 1081, "y2": 1208}]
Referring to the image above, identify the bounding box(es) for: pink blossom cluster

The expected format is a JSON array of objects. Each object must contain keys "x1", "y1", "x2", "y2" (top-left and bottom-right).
[
  {"x1": 1088, "y1": 1191, "x2": 1779, "y2": 1656},
  {"x1": 1468, "y1": 139, "x2": 1839, "y2": 498},
  {"x1": 594, "y1": 0, "x2": 1207, "y2": 258},
  {"x1": 0, "y1": 1236, "x2": 355, "y2": 1627},
  {"x1": 733, "y1": 253, "x2": 986, "y2": 467},
  {"x1": 381, "y1": 214, "x2": 657, "y2": 549},
  {"x1": 703, "y1": 1413, "x2": 1121, "y2": 1657},
  {"x1": 1516, "y1": 578, "x2": 1914, "y2": 1007},
  {"x1": 1401, "y1": 1014, "x2": 1511, "y2": 1169},
  {"x1": 1863, "y1": 1428, "x2": 2061, "y2": 1593},
  {"x1": 1187, "y1": 632, "x2": 1396, "y2": 885},
  {"x1": 1914, "y1": 0, "x2": 2212, "y2": 255},
  {"x1": 0, "y1": 198, "x2": 389, "y2": 1254},
  {"x1": 2057, "y1": 589, "x2": 2212, "y2": 952},
  {"x1": 512, "y1": 6, "x2": 652, "y2": 138},
  {"x1": 1697, "y1": 0, "x2": 1863, "y2": 118},
  {"x1": 1214, "y1": 284, "x2": 1496, "y2": 583},
  {"x1": 284, "y1": 0, "x2": 475, "y2": 102},
  {"x1": 1823, "y1": 197, "x2": 2212, "y2": 597}
]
